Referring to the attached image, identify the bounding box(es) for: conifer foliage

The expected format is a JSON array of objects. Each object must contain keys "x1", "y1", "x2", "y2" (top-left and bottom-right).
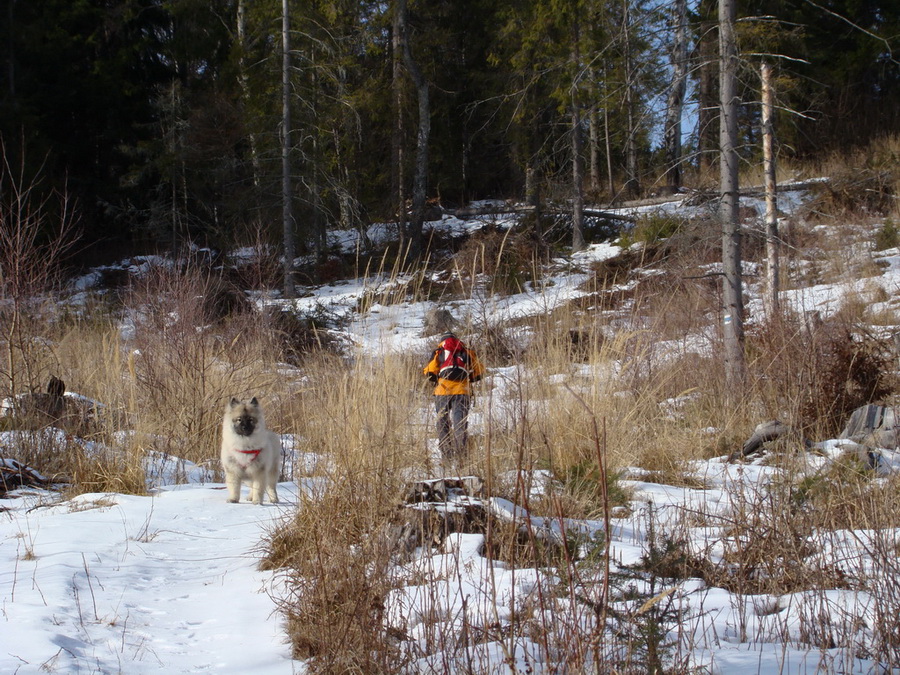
[{"x1": 0, "y1": 0, "x2": 896, "y2": 255}]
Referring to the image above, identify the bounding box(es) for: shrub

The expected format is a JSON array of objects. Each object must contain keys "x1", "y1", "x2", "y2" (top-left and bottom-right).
[
  {"x1": 874, "y1": 219, "x2": 900, "y2": 251},
  {"x1": 747, "y1": 313, "x2": 896, "y2": 438},
  {"x1": 629, "y1": 214, "x2": 686, "y2": 246},
  {"x1": 807, "y1": 167, "x2": 895, "y2": 218},
  {"x1": 450, "y1": 225, "x2": 545, "y2": 295},
  {"x1": 263, "y1": 485, "x2": 404, "y2": 671}
]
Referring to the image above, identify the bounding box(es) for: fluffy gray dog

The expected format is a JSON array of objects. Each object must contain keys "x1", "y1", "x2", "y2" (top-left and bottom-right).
[{"x1": 220, "y1": 397, "x2": 280, "y2": 504}]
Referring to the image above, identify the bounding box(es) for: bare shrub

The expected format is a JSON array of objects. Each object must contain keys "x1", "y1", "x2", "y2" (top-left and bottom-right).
[
  {"x1": 450, "y1": 226, "x2": 545, "y2": 295},
  {"x1": 264, "y1": 484, "x2": 405, "y2": 671},
  {"x1": 123, "y1": 262, "x2": 287, "y2": 466},
  {"x1": 713, "y1": 477, "x2": 830, "y2": 596},
  {"x1": 263, "y1": 306, "x2": 345, "y2": 365},
  {"x1": 747, "y1": 313, "x2": 896, "y2": 438},
  {"x1": 807, "y1": 168, "x2": 895, "y2": 218},
  {"x1": 0, "y1": 143, "x2": 78, "y2": 400},
  {"x1": 0, "y1": 428, "x2": 76, "y2": 482}
]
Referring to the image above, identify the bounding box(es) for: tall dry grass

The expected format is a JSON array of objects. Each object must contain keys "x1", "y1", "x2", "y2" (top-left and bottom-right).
[
  {"x1": 4, "y1": 134, "x2": 900, "y2": 670},
  {"x1": 2, "y1": 262, "x2": 300, "y2": 493}
]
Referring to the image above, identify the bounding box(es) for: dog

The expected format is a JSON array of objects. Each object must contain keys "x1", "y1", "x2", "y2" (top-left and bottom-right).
[{"x1": 220, "y1": 397, "x2": 280, "y2": 504}]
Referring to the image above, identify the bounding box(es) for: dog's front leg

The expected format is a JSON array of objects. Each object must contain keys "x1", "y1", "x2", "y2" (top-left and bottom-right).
[
  {"x1": 266, "y1": 465, "x2": 279, "y2": 504},
  {"x1": 225, "y1": 471, "x2": 242, "y2": 503},
  {"x1": 249, "y1": 478, "x2": 262, "y2": 505}
]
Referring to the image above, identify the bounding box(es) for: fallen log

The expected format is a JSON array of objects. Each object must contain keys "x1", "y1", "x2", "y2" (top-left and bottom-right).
[
  {"x1": 0, "y1": 458, "x2": 49, "y2": 497},
  {"x1": 388, "y1": 475, "x2": 588, "y2": 558},
  {"x1": 453, "y1": 203, "x2": 636, "y2": 223},
  {"x1": 454, "y1": 179, "x2": 827, "y2": 222}
]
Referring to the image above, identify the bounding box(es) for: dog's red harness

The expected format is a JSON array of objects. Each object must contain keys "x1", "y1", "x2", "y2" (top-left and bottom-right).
[{"x1": 235, "y1": 448, "x2": 263, "y2": 467}]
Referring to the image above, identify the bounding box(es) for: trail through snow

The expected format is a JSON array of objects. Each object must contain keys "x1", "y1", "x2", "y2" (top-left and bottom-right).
[{"x1": 1, "y1": 482, "x2": 302, "y2": 674}]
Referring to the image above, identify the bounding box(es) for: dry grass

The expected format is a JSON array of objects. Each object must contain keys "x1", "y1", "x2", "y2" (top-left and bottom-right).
[
  {"x1": 798, "y1": 134, "x2": 899, "y2": 222},
  {"x1": 1, "y1": 262, "x2": 301, "y2": 493},
  {"x1": 259, "y1": 352, "x2": 428, "y2": 672},
  {"x1": 4, "y1": 135, "x2": 900, "y2": 669},
  {"x1": 263, "y1": 482, "x2": 405, "y2": 670}
]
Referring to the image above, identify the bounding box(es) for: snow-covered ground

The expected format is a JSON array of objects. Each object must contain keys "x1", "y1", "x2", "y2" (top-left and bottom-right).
[
  {"x1": 4, "y1": 190, "x2": 900, "y2": 673},
  {"x1": 1, "y1": 480, "x2": 305, "y2": 674}
]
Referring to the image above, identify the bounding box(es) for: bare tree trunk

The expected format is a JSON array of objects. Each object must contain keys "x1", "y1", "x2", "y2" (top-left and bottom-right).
[
  {"x1": 572, "y1": 20, "x2": 586, "y2": 252},
  {"x1": 309, "y1": 55, "x2": 326, "y2": 255},
  {"x1": 697, "y1": 0, "x2": 718, "y2": 176},
  {"x1": 397, "y1": 0, "x2": 429, "y2": 260},
  {"x1": 604, "y1": 92, "x2": 615, "y2": 198},
  {"x1": 589, "y1": 103, "x2": 600, "y2": 195},
  {"x1": 391, "y1": 2, "x2": 406, "y2": 249},
  {"x1": 572, "y1": 106, "x2": 586, "y2": 252},
  {"x1": 663, "y1": 0, "x2": 688, "y2": 194},
  {"x1": 622, "y1": 0, "x2": 640, "y2": 198},
  {"x1": 761, "y1": 62, "x2": 780, "y2": 318},
  {"x1": 281, "y1": 0, "x2": 295, "y2": 298},
  {"x1": 719, "y1": 0, "x2": 745, "y2": 390},
  {"x1": 588, "y1": 65, "x2": 600, "y2": 195},
  {"x1": 236, "y1": 0, "x2": 261, "y2": 188}
]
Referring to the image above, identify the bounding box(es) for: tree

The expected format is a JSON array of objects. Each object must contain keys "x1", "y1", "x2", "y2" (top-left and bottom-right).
[
  {"x1": 392, "y1": 0, "x2": 407, "y2": 249},
  {"x1": 719, "y1": 0, "x2": 746, "y2": 391},
  {"x1": 396, "y1": 0, "x2": 430, "y2": 260},
  {"x1": 571, "y1": 12, "x2": 586, "y2": 252},
  {"x1": 621, "y1": 0, "x2": 640, "y2": 198},
  {"x1": 281, "y1": 0, "x2": 295, "y2": 297},
  {"x1": 761, "y1": 62, "x2": 780, "y2": 317},
  {"x1": 0, "y1": 0, "x2": 172, "y2": 246},
  {"x1": 693, "y1": 0, "x2": 718, "y2": 176},
  {"x1": 663, "y1": 0, "x2": 688, "y2": 194},
  {"x1": 740, "y1": 0, "x2": 899, "y2": 154}
]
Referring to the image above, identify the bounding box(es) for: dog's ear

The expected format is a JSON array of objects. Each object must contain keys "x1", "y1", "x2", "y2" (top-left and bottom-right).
[
  {"x1": 250, "y1": 396, "x2": 258, "y2": 405},
  {"x1": 230, "y1": 397, "x2": 240, "y2": 406}
]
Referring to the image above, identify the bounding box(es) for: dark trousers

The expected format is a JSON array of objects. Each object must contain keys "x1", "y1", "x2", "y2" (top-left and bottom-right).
[{"x1": 435, "y1": 394, "x2": 470, "y2": 461}]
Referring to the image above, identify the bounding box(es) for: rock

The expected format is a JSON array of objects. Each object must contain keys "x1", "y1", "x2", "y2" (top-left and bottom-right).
[
  {"x1": 840, "y1": 404, "x2": 900, "y2": 449},
  {"x1": 840, "y1": 404, "x2": 886, "y2": 441},
  {"x1": 422, "y1": 308, "x2": 455, "y2": 337},
  {"x1": 729, "y1": 420, "x2": 796, "y2": 461}
]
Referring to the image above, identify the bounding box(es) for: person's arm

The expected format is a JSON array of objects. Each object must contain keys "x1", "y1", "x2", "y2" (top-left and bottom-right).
[
  {"x1": 424, "y1": 350, "x2": 439, "y2": 383},
  {"x1": 468, "y1": 350, "x2": 484, "y2": 382}
]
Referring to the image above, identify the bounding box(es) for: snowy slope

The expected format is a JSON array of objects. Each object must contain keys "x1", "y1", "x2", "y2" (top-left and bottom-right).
[{"x1": 4, "y1": 189, "x2": 900, "y2": 673}]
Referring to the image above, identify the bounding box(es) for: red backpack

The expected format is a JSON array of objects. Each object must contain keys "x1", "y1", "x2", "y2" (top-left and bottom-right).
[{"x1": 437, "y1": 336, "x2": 471, "y2": 382}]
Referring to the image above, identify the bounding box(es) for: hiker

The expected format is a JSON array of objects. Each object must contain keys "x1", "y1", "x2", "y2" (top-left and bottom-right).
[{"x1": 423, "y1": 332, "x2": 485, "y2": 463}]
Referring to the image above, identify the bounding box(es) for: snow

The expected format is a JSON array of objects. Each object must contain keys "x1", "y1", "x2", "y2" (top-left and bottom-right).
[
  {"x1": 5, "y1": 189, "x2": 900, "y2": 672},
  {"x1": 1, "y1": 482, "x2": 305, "y2": 674}
]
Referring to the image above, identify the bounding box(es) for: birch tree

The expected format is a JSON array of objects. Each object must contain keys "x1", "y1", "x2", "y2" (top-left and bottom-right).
[{"x1": 761, "y1": 62, "x2": 780, "y2": 317}]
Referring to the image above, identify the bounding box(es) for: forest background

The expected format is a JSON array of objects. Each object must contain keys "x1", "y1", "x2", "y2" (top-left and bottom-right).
[{"x1": 1, "y1": 0, "x2": 897, "y2": 271}]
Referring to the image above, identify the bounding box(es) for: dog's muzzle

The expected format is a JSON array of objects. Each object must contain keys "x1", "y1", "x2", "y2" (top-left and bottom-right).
[{"x1": 234, "y1": 415, "x2": 257, "y2": 436}]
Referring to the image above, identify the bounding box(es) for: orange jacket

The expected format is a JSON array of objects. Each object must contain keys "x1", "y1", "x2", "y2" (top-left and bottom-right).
[{"x1": 423, "y1": 338, "x2": 484, "y2": 396}]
